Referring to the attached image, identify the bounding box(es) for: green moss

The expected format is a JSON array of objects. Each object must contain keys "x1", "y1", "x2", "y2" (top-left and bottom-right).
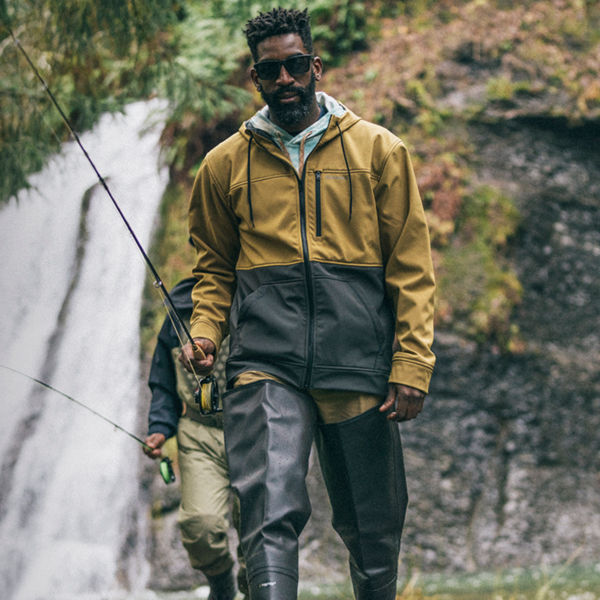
[
  {"x1": 437, "y1": 185, "x2": 523, "y2": 350},
  {"x1": 457, "y1": 185, "x2": 521, "y2": 247},
  {"x1": 486, "y1": 75, "x2": 517, "y2": 102}
]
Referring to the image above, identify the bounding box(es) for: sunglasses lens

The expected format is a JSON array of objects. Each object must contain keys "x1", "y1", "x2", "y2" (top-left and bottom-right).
[
  {"x1": 255, "y1": 55, "x2": 312, "y2": 80},
  {"x1": 285, "y1": 55, "x2": 311, "y2": 75},
  {"x1": 256, "y1": 61, "x2": 280, "y2": 80}
]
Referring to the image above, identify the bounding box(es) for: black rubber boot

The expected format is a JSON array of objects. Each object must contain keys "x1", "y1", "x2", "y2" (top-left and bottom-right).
[
  {"x1": 315, "y1": 407, "x2": 408, "y2": 600},
  {"x1": 247, "y1": 570, "x2": 298, "y2": 599},
  {"x1": 207, "y1": 566, "x2": 236, "y2": 600},
  {"x1": 223, "y1": 380, "x2": 317, "y2": 599}
]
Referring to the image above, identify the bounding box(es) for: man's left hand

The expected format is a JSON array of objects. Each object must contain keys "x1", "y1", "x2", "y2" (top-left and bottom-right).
[{"x1": 380, "y1": 383, "x2": 425, "y2": 422}]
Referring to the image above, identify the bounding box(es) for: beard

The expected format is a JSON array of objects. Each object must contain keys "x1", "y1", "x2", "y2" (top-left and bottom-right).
[{"x1": 261, "y1": 72, "x2": 317, "y2": 129}]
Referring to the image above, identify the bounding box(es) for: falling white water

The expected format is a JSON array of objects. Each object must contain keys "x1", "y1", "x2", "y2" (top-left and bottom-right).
[{"x1": 0, "y1": 101, "x2": 169, "y2": 600}]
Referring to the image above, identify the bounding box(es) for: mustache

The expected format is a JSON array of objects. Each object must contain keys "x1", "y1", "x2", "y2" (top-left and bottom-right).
[{"x1": 272, "y1": 85, "x2": 306, "y2": 100}]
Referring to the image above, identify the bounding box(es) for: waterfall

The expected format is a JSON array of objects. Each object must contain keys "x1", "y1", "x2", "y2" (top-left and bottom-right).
[{"x1": 0, "y1": 101, "x2": 169, "y2": 599}]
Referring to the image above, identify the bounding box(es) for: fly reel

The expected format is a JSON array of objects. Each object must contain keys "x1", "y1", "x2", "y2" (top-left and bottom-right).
[{"x1": 194, "y1": 375, "x2": 222, "y2": 414}]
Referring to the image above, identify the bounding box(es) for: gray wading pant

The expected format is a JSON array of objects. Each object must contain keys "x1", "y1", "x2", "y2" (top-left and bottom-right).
[{"x1": 223, "y1": 380, "x2": 408, "y2": 600}]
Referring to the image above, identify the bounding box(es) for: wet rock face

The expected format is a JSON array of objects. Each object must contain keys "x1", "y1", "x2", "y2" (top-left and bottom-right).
[
  {"x1": 402, "y1": 337, "x2": 600, "y2": 573},
  {"x1": 398, "y1": 119, "x2": 600, "y2": 573},
  {"x1": 476, "y1": 120, "x2": 600, "y2": 353}
]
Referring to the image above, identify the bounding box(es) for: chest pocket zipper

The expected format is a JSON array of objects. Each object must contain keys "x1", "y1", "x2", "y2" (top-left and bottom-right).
[{"x1": 315, "y1": 170, "x2": 322, "y2": 237}]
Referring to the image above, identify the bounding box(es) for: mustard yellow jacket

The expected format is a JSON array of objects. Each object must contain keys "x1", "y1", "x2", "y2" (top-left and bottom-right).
[{"x1": 189, "y1": 105, "x2": 435, "y2": 394}]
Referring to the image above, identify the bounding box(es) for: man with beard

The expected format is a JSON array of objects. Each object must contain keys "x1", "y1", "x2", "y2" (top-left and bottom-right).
[{"x1": 181, "y1": 7, "x2": 436, "y2": 600}]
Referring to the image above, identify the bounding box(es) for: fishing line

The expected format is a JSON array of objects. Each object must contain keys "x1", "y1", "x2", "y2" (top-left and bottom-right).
[
  {"x1": 0, "y1": 365, "x2": 175, "y2": 484},
  {"x1": 6, "y1": 25, "x2": 219, "y2": 411},
  {"x1": 6, "y1": 27, "x2": 205, "y2": 366},
  {"x1": 161, "y1": 294, "x2": 206, "y2": 393}
]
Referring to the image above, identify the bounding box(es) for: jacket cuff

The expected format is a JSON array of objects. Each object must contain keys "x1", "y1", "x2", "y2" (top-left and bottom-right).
[
  {"x1": 148, "y1": 423, "x2": 176, "y2": 439},
  {"x1": 190, "y1": 319, "x2": 222, "y2": 352},
  {"x1": 388, "y1": 356, "x2": 433, "y2": 394}
]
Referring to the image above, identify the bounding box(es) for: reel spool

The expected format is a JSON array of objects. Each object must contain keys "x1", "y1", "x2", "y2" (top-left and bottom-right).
[{"x1": 194, "y1": 375, "x2": 222, "y2": 414}]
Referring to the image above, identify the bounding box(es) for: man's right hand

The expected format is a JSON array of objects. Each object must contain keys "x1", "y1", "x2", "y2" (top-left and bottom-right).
[
  {"x1": 143, "y1": 433, "x2": 166, "y2": 459},
  {"x1": 179, "y1": 337, "x2": 216, "y2": 374}
]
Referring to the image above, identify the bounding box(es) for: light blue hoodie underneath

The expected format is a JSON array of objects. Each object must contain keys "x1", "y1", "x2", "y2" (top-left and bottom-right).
[{"x1": 246, "y1": 91, "x2": 347, "y2": 174}]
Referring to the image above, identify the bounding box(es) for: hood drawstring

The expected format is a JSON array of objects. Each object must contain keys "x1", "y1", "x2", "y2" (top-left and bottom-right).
[
  {"x1": 246, "y1": 122, "x2": 353, "y2": 224},
  {"x1": 247, "y1": 131, "x2": 255, "y2": 227},
  {"x1": 336, "y1": 123, "x2": 353, "y2": 221}
]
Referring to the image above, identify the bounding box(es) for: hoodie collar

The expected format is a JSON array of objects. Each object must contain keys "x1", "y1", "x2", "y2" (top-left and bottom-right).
[
  {"x1": 243, "y1": 92, "x2": 356, "y2": 226},
  {"x1": 246, "y1": 92, "x2": 347, "y2": 173},
  {"x1": 246, "y1": 91, "x2": 346, "y2": 143}
]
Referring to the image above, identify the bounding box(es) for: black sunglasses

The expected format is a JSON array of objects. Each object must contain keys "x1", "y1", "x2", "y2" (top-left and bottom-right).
[{"x1": 254, "y1": 54, "x2": 314, "y2": 81}]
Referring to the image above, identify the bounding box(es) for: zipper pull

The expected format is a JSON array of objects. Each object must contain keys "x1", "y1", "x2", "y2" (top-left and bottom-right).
[{"x1": 315, "y1": 171, "x2": 322, "y2": 237}]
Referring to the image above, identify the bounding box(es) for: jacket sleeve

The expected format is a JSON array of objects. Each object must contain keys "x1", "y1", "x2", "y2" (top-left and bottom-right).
[
  {"x1": 147, "y1": 318, "x2": 182, "y2": 438},
  {"x1": 188, "y1": 155, "x2": 240, "y2": 350},
  {"x1": 375, "y1": 140, "x2": 436, "y2": 393}
]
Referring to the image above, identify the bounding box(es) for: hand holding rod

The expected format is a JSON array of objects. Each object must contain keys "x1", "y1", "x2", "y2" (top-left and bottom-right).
[{"x1": 0, "y1": 365, "x2": 176, "y2": 484}]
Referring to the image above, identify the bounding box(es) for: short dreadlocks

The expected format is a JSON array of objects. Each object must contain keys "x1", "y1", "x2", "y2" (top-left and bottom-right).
[{"x1": 244, "y1": 7, "x2": 313, "y2": 62}]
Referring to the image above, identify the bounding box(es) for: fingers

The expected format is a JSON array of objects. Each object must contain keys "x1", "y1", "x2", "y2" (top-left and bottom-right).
[
  {"x1": 143, "y1": 433, "x2": 166, "y2": 459},
  {"x1": 395, "y1": 395, "x2": 424, "y2": 421},
  {"x1": 379, "y1": 388, "x2": 397, "y2": 413},
  {"x1": 380, "y1": 384, "x2": 425, "y2": 422},
  {"x1": 179, "y1": 338, "x2": 216, "y2": 374}
]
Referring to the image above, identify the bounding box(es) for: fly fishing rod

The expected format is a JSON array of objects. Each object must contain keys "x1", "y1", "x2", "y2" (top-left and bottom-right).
[
  {"x1": 6, "y1": 28, "x2": 223, "y2": 412},
  {"x1": 0, "y1": 365, "x2": 175, "y2": 484}
]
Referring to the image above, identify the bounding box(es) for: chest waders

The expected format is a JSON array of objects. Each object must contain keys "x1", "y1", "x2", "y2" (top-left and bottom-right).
[
  {"x1": 223, "y1": 380, "x2": 316, "y2": 599},
  {"x1": 223, "y1": 380, "x2": 407, "y2": 600},
  {"x1": 315, "y1": 405, "x2": 407, "y2": 599}
]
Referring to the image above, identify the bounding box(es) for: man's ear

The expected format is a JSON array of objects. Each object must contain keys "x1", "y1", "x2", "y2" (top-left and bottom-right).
[
  {"x1": 313, "y1": 56, "x2": 323, "y2": 81},
  {"x1": 250, "y1": 68, "x2": 262, "y2": 91}
]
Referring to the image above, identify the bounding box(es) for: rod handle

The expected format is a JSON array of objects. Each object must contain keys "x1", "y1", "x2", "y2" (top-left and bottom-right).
[{"x1": 192, "y1": 341, "x2": 206, "y2": 360}]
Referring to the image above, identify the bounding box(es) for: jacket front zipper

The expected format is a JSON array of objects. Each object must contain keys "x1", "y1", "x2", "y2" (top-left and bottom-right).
[{"x1": 298, "y1": 166, "x2": 316, "y2": 389}]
